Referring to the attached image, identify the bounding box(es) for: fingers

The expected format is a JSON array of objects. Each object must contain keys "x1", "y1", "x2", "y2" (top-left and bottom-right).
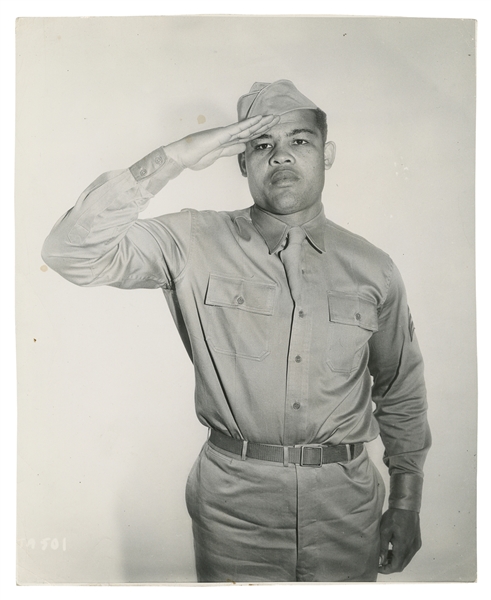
[
  {"x1": 378, "y1": 529, "x2": 391, "y2": 572},
  {"x1": 242, "y1": 116, "x2": 281, "y2": 141},
  {"x1": 187, "y1": 142, "x2": 247, "y2": 170},
  {"x1": 186, "y1": 114, "x2": 279, "y2": 169},
  {"x1": 232, "y1": 114, "x2": 277, "y2": 134},
  {"x1": 221, "y1": 114, "x2": 280, "y2": 145},
  {"x1": 379, "y1": 543, "x2": 405, "y2": 574},
  {"x1": 378, "y1": 536, "x2": 420, "y2": 574},
  {"x1": 219, "y1": 142, "x2": 247, "y2": 157},
  {"x1": 235, "y1": 115, "x2": 280, "y2": 138},
  {"x1": 377, "y1": 508, "x2": 422, "y2": 575}
]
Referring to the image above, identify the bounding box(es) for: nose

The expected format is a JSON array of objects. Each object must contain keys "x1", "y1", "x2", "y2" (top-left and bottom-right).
[{"x1": 269, "y1": 143, "x2": 295, "y2": 166}]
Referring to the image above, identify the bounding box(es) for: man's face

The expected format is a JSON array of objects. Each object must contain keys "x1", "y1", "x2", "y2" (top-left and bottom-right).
[{"x1": 239, "y1": 110, "x2": 335, "y2": 221}]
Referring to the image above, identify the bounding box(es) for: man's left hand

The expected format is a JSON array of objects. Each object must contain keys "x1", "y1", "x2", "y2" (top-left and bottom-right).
[{"x1": 378, "y1": 508, "x2": 422, "y2": 575}]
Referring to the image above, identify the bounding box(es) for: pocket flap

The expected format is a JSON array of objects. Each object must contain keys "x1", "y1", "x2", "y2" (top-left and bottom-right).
[
  {"x1": 205, "y1": 274, "x2": 276, "y2": 315},
  {"x1": 328, "y1": 292, "x2": 379, "y2": 331}
]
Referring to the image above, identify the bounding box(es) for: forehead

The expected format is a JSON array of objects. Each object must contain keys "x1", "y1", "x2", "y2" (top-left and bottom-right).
[{"x1": 266, "y1": 109, "x2": 319, "y2": 136}]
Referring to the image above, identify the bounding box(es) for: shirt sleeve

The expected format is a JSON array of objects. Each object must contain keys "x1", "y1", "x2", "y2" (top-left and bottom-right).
[
  {"x1": 41, "y1": 147, "x2": 190, "y2": 289},
  {"x1": 368, "y1": 261, "x2": 431, "y2": 512}
]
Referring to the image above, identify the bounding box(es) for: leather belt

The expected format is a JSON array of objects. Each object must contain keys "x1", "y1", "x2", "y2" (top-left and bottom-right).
[{"x1": 208, "y1": 429, "x2": 364, "y2": 467}]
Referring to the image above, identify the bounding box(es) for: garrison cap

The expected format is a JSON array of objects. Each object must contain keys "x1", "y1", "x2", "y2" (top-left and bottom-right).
[{"x1": 237, "y1": 79, "x2": 318, "y2": 121}]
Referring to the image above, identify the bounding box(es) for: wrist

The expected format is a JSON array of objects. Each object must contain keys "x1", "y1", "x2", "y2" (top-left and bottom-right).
[
  {"x1": 388, "y1": 473, "x2": 424, "y2": 512},
  {"x1": 164, "y1": 140, "x2": 188, "y2": 170},
  {"x1": 129, "y1": 146, "x2": 184, "y2": 196}
]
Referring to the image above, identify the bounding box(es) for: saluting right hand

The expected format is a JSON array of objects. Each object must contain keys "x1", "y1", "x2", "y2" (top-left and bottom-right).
[{"x1": 164, "y1": 114, "x2": 279, "y2": 171}]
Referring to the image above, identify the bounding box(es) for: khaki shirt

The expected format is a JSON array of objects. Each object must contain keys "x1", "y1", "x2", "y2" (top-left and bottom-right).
[{"x1": 42, "y1": 147, "x2": 431, "y2": 511}]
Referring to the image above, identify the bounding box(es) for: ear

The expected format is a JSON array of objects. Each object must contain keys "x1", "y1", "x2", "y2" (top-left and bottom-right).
[
  {"x1": 323, "y1": 141, "x2": 336, "y2": 171},
  {"x1": 238, "y1": 152, "x2": 247, "y2": 177}
]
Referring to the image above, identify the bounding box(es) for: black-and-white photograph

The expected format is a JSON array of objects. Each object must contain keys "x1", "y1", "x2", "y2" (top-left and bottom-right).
[{"x1": 14, "y1": 13, "x2": 476, "y2": 585}]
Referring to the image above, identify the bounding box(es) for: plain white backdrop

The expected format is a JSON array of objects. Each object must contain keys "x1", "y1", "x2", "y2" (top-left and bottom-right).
[{"x1": 2, "y1": 2, "x2": 490, "y2": 599}]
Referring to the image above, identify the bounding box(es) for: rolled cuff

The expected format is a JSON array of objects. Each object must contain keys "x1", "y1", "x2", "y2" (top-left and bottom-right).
[{"x1": 388, "y1": 472, "x2": 424, "y2": 512}]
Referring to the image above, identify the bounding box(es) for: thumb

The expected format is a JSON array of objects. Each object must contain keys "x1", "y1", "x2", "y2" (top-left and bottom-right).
[{"x1": 379, "y1": 525, "x2": 392, "y2": 566}]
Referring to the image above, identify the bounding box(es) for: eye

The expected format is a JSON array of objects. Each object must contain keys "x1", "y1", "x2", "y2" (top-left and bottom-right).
[
  {"x1": 292, "y1": 139, "x2": 309, "y2": 145},
  {"x1": 254, "y1": 142, "x2": 272, "y2": 151}
]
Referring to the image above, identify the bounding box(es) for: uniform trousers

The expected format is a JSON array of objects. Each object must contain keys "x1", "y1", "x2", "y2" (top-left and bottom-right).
[{"x1": 185, "y1": 441, "x2": 385, "y2": 582}]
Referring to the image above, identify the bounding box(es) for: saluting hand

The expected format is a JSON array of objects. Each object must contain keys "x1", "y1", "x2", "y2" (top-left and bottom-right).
[{"x1": 165, "y1": 114, "x2": 279, "y2": 171}]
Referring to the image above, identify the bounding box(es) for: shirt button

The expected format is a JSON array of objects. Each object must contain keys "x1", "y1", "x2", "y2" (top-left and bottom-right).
[
  {"x1": 355, "y1": 312, "x2": 361, "y2": 321},
  {"x1": 236, "y1": 296, "x2": 244, "y2": 305},
  {"x1": 154, "y1": 154, "x2": 163, "y2": 165},
  {"x1": 292, "y1": 402, "x2": 301, "y2": 410},
  {"x1": 139, "y1": 168, "x2": 147, "y2": 177},
  {"x1": 298, "y1": 310, "x2": 305, "y2": 318},
  {"x1": 295, "y1": 355, "x2": 302, "y2": 363}
]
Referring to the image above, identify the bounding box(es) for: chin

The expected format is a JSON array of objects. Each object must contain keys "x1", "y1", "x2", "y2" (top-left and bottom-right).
[
  {"x1": 262, "y1": 193, "x2": 294, "y2": 210},
  {"x1": 270, "y1": 199, "x2": 306, "y2": 216},
  {"x1": 274, "y1": 206, "x2": 299, "y2": 216}
]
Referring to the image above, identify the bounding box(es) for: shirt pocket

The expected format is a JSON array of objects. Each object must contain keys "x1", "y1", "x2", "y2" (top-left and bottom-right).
[
  {"x1": 204, "y1": 273, "x2": 276, "y2": 361},
  {"x1": 326, "y1": 292, "x2": 379, "y2": 373}
]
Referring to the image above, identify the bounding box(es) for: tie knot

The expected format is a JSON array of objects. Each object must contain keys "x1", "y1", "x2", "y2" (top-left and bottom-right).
[{"x1": 286, "y1": 226, "x2": 306, "y2": 247}]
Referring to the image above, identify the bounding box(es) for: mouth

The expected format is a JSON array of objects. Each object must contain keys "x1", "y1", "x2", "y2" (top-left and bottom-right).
[{"x1": 270, "y1": 169, "x2": 300, "y2": 186}]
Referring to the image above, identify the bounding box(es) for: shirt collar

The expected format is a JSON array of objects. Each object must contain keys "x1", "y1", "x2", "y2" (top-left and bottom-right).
[{"x1": 250, "y1": 204, "x2": 326, "y2": 254}]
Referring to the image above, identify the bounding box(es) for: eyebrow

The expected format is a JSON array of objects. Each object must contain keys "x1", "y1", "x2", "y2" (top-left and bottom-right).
[
  {"x1": 287, "y1": 128, "x2": 318, "y2": 137},
  {"x1": 252, "y1": 128, "x2": 318, "y2": 142}
]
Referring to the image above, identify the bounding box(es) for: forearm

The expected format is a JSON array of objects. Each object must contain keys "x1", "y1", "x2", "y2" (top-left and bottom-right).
[
  {"x1": 41, "y1": 147, "x2": 184, "y2": 286},
  {"x1": 41, "y1": 114, "x2": 278, "y2": 287},
  {"x1": 372, "y1": 337, "x2": 431, "y2": 511},
  {"x1": 369, "y1": 263, "x2": 431, "y2": 512}
]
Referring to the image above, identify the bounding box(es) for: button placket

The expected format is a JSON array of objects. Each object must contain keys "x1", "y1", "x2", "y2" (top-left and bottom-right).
[{"x1": 283, "y1": 298, "x2": 313, "y2": 444}]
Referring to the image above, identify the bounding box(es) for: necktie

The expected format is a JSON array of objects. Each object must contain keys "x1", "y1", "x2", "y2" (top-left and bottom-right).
[{"x1": 280, "y1": 226, "x2": 306, "y2": 304}]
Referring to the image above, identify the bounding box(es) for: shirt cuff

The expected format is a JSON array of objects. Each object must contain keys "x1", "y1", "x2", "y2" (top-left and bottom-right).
[
  {"x1": 129, "y1": 147, "x2": 184, "y2": 195},
  {"x1": 388, "y1": 473, "x2": 424, "y2": 512}
]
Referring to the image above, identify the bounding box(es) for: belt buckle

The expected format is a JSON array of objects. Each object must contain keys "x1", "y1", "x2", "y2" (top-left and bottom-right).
[{"x1": 298, "y1": 444, "x2": 324, "y2": 467}]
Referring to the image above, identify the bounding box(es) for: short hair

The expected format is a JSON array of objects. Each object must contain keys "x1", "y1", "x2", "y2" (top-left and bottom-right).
[{"x1": 312, "y1": 108, "x2": 328, "y2": 143}]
